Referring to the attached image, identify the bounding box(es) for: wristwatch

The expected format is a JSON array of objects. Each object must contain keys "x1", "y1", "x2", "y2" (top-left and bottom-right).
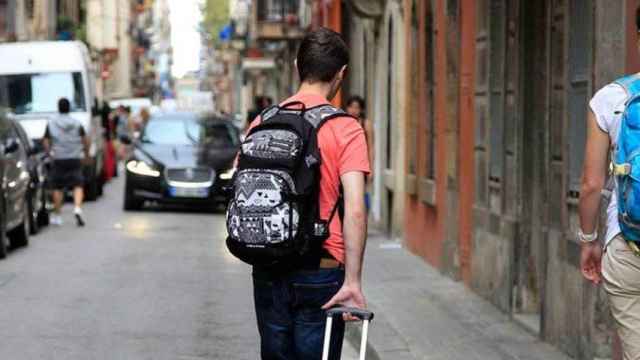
[{"x1": 577, "y1": 228, "x2": 598, "y2": 243}]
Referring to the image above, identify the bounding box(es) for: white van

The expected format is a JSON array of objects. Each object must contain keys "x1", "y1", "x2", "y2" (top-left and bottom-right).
[{"x1": 0, "y1": 41, "x2": 104, "y2": 199}]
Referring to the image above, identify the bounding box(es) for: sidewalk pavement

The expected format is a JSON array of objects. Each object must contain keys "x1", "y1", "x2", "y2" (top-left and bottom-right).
[{"x1": 342, "y1": 231, "x2": 572, "y2": 360}]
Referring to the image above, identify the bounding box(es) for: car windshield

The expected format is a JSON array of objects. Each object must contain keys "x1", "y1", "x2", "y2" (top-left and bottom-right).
[
  {"x1": 0, "y1": 72, "x2": 86, "y2": 115},
  {"x1": 198, "y1": 121, "x2": 239, "y2": 148},
  {"x1": 141, "y1": 116, "x2": 238, "y2": 147}
]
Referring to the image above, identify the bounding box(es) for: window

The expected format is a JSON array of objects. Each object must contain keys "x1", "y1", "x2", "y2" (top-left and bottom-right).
[
  {"x1": 0, "y1": 72, "x2": 86, "y2": 114},
  {"x1": 386, "y1": 19, "x2": 394, "y2": 170},
  {"x1": 424, "y1": 1, "x2": 435, "y2": 179},
  {"x1": 26, "y1": 0, "x2": 34, "y2": 19},
  {"x1": 408, "y1": 2, "x2": 419, "y2": 175},
  {"x1": 0, "y1": 0, "x2": 7, "y2": 38},
  {"x1": 257, "y1": 0, "x2": 298, "y2": 22},
  {"x1": 488, "y1": 0, "x2": 506, "y2": 181},
  {"x1": 567, "y1": 0, "x2": 593, "y2": 193}
]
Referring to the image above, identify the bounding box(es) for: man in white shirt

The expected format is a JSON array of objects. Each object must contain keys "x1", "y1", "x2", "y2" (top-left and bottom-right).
[{"x1": 579, "y1": 78, "x2": 640, "y2": 359}]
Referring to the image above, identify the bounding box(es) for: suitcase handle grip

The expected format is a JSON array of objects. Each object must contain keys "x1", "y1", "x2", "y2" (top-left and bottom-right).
[{"x1": 326, "y1": 307, "x2": 374, "y2": 321}]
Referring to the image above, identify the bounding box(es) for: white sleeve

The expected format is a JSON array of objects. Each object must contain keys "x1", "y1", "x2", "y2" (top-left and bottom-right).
[{"x1": 589, "y1": 84, "x2": 627, "y2": 133}]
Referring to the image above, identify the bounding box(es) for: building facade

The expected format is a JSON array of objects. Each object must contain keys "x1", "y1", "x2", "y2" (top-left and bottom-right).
[
  {"x1": 219, "y1": 2, "x2": 636, "y2": 356},
  {"x1": 0, "y1": 0, "x2": 59, "y2": 42},
  {"x1": 390, "y1": 1, "x2": 638, "y2": 359},
  {"x1": 86, "y1": 0, "x2": 134, "y2": 100}
]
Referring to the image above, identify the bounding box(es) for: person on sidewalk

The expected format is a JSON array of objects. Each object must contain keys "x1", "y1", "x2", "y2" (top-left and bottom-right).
[
  {"x1": 579, "y1": 75, "x2": 640, "y2": 359},
  {"x1": 43, "y1": 98, "x2": 89, "y2": 227},
  {"x1": 345, "y1": 95, "x2": 374, "y2": 210},
  {"x1": 238, "y1": 28, "x2": 370, "y2": 359}
]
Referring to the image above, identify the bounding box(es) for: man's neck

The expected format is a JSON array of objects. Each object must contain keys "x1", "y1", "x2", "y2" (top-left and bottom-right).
[{"x1": 297, "y1": 81, "x2": 333, "y2": 101}]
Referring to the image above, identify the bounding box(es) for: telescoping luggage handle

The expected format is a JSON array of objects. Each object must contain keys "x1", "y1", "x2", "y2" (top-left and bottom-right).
[{"x1": 322, "y1": 307, "x2": 375, "y2": 360}]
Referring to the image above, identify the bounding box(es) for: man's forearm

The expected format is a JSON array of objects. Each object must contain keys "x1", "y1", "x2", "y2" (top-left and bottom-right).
[
  {"x1": 578, "y1": 181, "x2": 603, "y2": 234},
  {"x1": 342, "y1": 209, "x2": 367, "y2": 286}
]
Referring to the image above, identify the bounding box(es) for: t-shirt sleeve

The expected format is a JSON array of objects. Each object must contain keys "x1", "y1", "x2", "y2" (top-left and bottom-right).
[
  {"x1": 589, "y1": 83, "x2": 627, "y2": 134},
  {"x1": 336, "y1": 117, "x2": 371, "y2": 176},
  {"x1": 246, "y1": 115, "x2": 261, "y2": 135}
]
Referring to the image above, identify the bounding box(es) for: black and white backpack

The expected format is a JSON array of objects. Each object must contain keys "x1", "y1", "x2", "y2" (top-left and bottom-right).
[{"x1": 226, "y1": 102, "x2": 352, "y2": 267}]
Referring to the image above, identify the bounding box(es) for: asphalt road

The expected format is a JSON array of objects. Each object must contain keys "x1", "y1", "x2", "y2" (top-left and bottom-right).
[{"x1": 0, "y1": 175, "x2": 357, "y2": 360}]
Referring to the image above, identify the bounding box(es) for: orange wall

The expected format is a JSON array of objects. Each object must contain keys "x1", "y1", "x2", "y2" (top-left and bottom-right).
[{"x1": 404, "y1": 0, "x2": 447, "y2": 269}]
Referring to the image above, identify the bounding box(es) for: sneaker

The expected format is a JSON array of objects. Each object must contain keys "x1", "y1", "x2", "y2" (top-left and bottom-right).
[
  {"x1": 50, "y1": 215, "x2": 63, "y2": 226},
  {"x1": 75, "y1": 213, "x2": 85, "y2": 227}
]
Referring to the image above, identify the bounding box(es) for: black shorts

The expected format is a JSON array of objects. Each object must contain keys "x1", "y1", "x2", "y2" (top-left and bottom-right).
[{"x1": 50, "y1": 159, "x2": 84, "y2": 190}]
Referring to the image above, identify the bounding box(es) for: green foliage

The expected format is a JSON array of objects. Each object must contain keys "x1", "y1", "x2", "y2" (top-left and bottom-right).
[{"x1": 202, "y1": 0, "x2": 230, "y2": 44}]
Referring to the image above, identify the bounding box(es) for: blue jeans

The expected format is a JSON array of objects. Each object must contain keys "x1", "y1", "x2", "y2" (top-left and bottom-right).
[{"x1": 252, "y1": 267, "x2": 345, "y2": 360}]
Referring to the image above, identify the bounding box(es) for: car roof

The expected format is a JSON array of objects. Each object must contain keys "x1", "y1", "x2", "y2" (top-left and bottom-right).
[
  {"x1": 0, "y1": 41, "x2": 89, "y2": 74},
  {"x1": 149, "y1": 112, "x2": 199, "y2": 121}
]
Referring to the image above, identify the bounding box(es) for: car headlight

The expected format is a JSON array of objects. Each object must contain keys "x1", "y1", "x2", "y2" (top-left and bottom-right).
[
  {"x1": 126, "y1": 160, "x2": 160, "y2": 177},
  {"x1": 219, "y1": 168, "x2": 236, "y2": 180}
]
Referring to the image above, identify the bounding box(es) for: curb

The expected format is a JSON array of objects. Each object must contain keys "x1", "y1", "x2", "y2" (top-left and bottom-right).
[{"x1": 343, "y1": 302, "x2": 415, "y2": 360}]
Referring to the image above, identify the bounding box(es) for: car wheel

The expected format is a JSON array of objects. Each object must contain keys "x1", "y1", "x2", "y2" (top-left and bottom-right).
[
  {"x1": 123, "y1": 178, "x2": 143, "y2": 211},
  {"x1": 9, "y1": 199, "x2": 30, "y2": 248},
  {"x1": 28, "y1": 193, "x2": 39, "y2": 235}
]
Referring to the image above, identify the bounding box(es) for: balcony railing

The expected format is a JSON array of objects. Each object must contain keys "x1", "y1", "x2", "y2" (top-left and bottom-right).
[{"x1": 257, "y1": 0, "x2": 299, "y2": 23}]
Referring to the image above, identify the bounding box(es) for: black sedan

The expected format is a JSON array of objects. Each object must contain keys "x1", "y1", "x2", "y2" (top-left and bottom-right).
[{"x1": 123, "y1": 112, "x2": 240, "y2": 210}]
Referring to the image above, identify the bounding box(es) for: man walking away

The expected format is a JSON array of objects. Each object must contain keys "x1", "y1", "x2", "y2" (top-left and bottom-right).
[
  {"x1": 229, "y1": 28, "x2": 370, "y2": 360},
  {"x1": 579, "y1": 74, "x2": 640, "y2": 359},
  {"x1": 43, "y1": 98, "x2": 89, "y2": 227}
]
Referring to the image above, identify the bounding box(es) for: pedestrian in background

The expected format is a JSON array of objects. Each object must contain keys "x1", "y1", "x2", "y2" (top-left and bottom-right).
[
  {"x1": 43, "y1": 98, "x2": 89, "y2": 227},
  {"x1": 115, "y1": 105, "x2": 132, "y2": 160},
  {"x1": 244, "y1": 28, "x2": 370, "y2": 359},
  {"x1": 138, "y1": 107, "x2": 151, "y2": 130},
  {"x1": 345, "y1": 95, "x2": 374, "y2": 210},
  {"x1": 245, "y1": 95, "x2": 267, "y2": 131},
  {"x1": 579, "y1": 74, "x2": 640, "y2": 359}
]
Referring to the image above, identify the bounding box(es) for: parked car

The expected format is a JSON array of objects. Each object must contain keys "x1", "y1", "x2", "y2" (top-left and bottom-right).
[
  {"x1": 122, "y1": 112, "x2": 240, "y2": 210},
  {"x1": 0, "y1": 41, "x2": 105, "y2": 201},
  {"x1": 0, "y1": 112, "x2": 35, "y2": 258},
  {"x1": 13, "y1": 118, "x2": 49, "y2": 234}
]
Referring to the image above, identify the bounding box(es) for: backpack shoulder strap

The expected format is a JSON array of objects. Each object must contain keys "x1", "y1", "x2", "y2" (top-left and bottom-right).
[
  {"x1": 303, "y1": 104, "x2": 356, "y2": 129},
  {"x1": 259, "y1": 105, "x2": 280, "y2": 123},
  {"x1": 615, "y1": 73, "x2": 640, "y2": 100}
]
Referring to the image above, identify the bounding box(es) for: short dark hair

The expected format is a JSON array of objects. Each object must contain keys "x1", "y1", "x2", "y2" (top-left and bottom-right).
[
  {"x1": 346, "y1": 95, "x2": 366, "y2": 110},
  {"x1": 296, "y1": 27, "x2": 349, "y2": 83},
  {"x1": 58, "y1": 98, "x2": 70, "y2": 114}
]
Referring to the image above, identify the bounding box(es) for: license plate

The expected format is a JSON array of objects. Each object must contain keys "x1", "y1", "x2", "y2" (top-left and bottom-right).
[{"x1": 169, "y1": 186, "x2": 210, "y2": 198}]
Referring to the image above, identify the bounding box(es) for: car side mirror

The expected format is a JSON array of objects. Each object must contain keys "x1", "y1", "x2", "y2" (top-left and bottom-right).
[
  {"x1": 119, "y1": 134, "x2": 132, "y2": 145},
  {"x1": 4, "y1": 139, "x2": 19, "y2": 154}
]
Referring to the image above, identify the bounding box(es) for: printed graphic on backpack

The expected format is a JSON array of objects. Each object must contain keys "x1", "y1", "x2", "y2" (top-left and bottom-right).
[{"x1": 225, "y1": 102, "x2": 355, "y2": 267}]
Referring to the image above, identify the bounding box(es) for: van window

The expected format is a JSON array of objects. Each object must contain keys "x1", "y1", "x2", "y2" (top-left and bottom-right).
[{"x1": 0, "y1": 72, "x2": 86, "y2": 114}]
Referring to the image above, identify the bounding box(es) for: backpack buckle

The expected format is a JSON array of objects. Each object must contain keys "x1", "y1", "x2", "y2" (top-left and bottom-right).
[
  {"x1": 313, "y1": 221, "x2": 329, "y2": 238},
  {"x1": 627, "y1": 240, "x2": 640, "y2": 257},
  {"x1": 613, "y1": 163, "x2": 631, "y2": 176}
]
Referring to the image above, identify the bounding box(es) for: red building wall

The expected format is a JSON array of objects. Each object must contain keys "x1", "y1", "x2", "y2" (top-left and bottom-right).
[
  {"x1": 404, "y1": 0, "x2": 475, "y2": 283},
  {"x1": 457, "y1": 0, "x2": 476, "y2": 285}
]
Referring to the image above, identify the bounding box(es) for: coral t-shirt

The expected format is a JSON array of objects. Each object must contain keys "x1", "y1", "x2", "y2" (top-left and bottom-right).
[{"x1": 248, "y1": 92, "x2": 370, "y2": 263}]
